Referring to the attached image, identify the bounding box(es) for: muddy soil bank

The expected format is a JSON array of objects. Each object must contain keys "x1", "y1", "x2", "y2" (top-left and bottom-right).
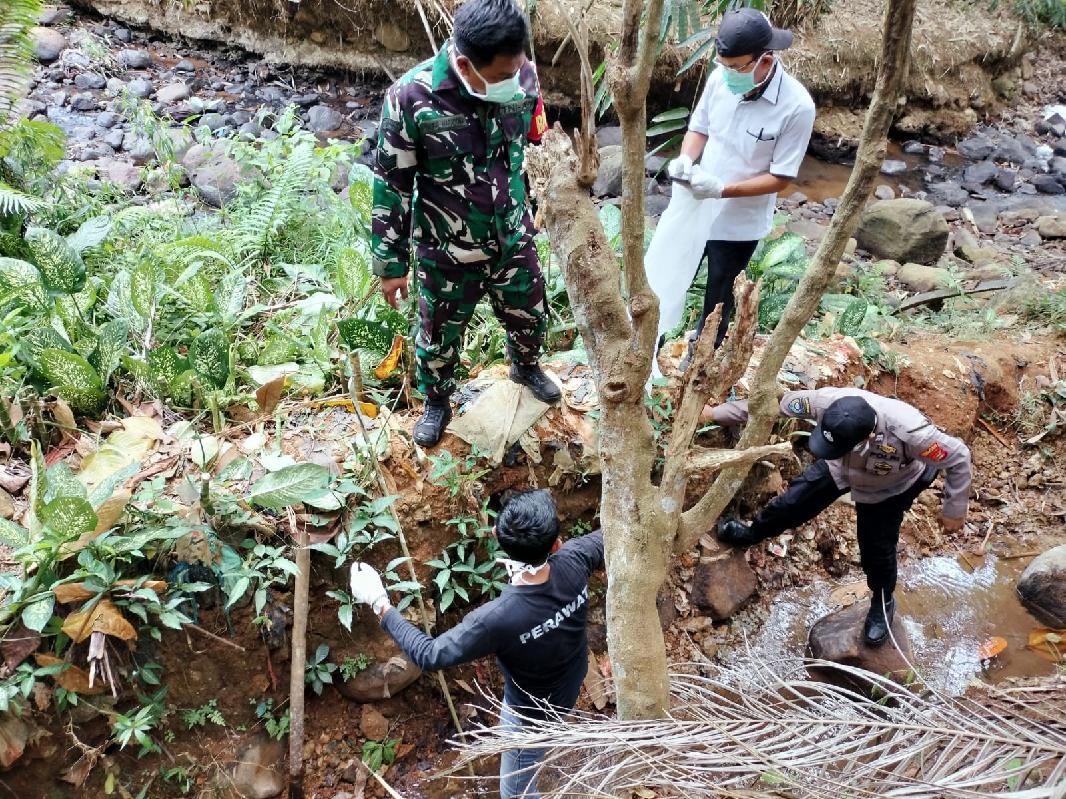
[{"x1": 67, "y1": 0, "x2": 1046, "y2": 146}]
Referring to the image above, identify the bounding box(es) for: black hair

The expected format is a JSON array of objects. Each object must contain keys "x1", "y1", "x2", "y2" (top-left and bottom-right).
[
  {"x1": 495, "y1": 489, "x2": 559, "y2": 565},
  {"x1": 453, "y1": 0, "x2": 530, "y2": 69}
]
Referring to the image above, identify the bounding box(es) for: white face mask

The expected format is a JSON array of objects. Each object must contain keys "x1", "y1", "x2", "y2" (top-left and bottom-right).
[{"x1": 453, "y1": 48, "x2": 524, "y2": 104}]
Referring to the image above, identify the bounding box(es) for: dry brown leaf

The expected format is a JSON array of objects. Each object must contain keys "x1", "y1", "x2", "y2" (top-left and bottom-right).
[
  {"x1": 1026, "y1": 628, "x2": 1065, "y2": 661},
  {"x1": 977, "y1": 636, "x2": 1008, "y2": 660},
  {"x1": 829, "y1": 581, "x2": 870, "y2": 608},
  {"x1": 1, "y1": 629, "x2": 41, "y2": 671},
  {"x1": 255, "y1": 376, "x2": 287, "y2": 415},
  {"x1": 61, "y1": 599, "x2": 137, "y2": 643},
  {"x1": 54, "y1": 580, "x2": 166, "y2": 605},
  {"x1": 52, "y1": 399, "x2": 76, "y2": 432},
  {"x1": 454, "y1": 679, "x2": 476, "y2": 695},
  {"x1": 34, "y1": 655, "x2": 106, "y2": 695},
  {"x1": 373, "y1": 335, "x2": 405, "y2": 380},
  {"x1": 93, "y1": 490, "x2": 132, "y2": 534}
]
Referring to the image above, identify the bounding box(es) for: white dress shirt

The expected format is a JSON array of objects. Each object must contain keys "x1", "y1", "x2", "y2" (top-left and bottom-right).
[{"x1": 688, "y1": 62, "x2": 815, "y2": 241}]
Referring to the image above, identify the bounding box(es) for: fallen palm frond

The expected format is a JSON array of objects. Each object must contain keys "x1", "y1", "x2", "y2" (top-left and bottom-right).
[{"x1": 450, "y1": 660, "x2": 1066, "y2": 799}]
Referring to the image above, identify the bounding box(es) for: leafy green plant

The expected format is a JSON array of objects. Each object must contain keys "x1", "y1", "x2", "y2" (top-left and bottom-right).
[
  {"x1": 305, "y1": 643, "x2": 338, "y2": 695},
  {"x1": 224, "y1": 541, "x2": 299, "y2": 616},
  {"x1": 182, "y1": 699, "x2": 226, "y2": 730},
  {"x1": 340, "y1": 653, "x2": 372, "y2": 681},
  {"x1": 112, "y1": 689, "x2": 168, "y2": 758},
  {"x1": 161, "y1": 765, "x2": 195, "y2": 795},
  {"x1": 253, "y1": 698, "x2": 290, "y2": 741},
  {"x1": 362, "y1": 738, "x2": 400, "y2": 772},
  {"x1": 427, "y1": 448, "x2": 490, "y2": 498},
  {"x1": 426, "y1": 503, "x2": 507, "y2": 612}
]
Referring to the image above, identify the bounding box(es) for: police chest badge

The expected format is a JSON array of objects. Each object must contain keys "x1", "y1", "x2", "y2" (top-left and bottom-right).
[
  {"x1": 873, "y1": 460, "x2": 894, "y2": 475},
  {"x1": 879, "y1": 443, "x2": 897, "y2": 456},
  {"x1": 787, "y1": 397, "x2": 811, "y2": 416}
]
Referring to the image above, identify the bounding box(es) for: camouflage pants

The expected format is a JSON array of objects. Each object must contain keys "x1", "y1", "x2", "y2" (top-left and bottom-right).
[{"x1": 415, "y1": 244, "x2": 545, "y2": 400}]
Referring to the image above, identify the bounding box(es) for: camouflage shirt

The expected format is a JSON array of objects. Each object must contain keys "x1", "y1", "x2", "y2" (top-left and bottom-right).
[{"x1": 371, "y1": 41, "x2": 547, "y2": 279}]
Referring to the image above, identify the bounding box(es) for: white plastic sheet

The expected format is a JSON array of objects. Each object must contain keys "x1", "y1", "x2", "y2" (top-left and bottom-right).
[{"x1": 644, "y1": 182, "x2": 721, "y2": 378}]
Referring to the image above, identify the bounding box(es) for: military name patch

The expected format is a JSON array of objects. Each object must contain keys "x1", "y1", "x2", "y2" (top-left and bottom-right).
[
  {"x1": 919, "y1": 441, "x2": 949, "y2": 462},
  {"x1": 419, "y1": 114, "x2": 469, "y2": 135},
  {"x1": 787, "y1": 397, "x2": 811, "y2": 417},
  {"x1": 497, "y1": 97, "x2": 537, "y2": 116}
]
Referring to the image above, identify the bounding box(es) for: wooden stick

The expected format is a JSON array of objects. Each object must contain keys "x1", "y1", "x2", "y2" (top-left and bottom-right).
[
  {"x1": 413, "y1": 0, "x2": 439, "y2": 52},
  {"x1": 186, "y1": 622, "x2": 247, "y2": 652},
  {"x1": 288, "y1": 509, "x2": 311, "y2": 799},
  {"x1": 977, "y1": 416, "x2": 1013, "y2": 448},
  {"x1": 347, "y1": 354, "x2": 468, "y2": 746},
  {"x1": 369, "y1": 768, "x2": 408, "y2": 799}
]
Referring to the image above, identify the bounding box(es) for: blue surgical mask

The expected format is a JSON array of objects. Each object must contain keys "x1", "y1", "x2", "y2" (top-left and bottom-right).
[{"x1": 455, "y1": 49, "x2": 524, "y2": 104}]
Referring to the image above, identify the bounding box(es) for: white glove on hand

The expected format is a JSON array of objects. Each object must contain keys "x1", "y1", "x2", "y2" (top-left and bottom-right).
[
  {"x1": 689, "y1": 166, "x2": 725, "y2": 199},
  {"x1": 667, "y1": 153, "x2": 694, "y2": 181},
  {"x1": 350, "y1": 563, "x2": 390, "y2": 615}
]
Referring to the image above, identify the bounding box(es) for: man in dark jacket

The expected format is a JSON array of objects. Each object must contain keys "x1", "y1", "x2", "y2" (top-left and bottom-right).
[{"x1": 350, "y1": 490, "x2": 603, "y2": 799}]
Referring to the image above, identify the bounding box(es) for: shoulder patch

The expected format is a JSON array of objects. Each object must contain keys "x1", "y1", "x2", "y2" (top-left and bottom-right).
[
  {"x1": 787, "y1": 397, "x2": 811, "y2": 416},
  {"x1": 919, "y1": 441, "x2": 949, "y2": 462}
]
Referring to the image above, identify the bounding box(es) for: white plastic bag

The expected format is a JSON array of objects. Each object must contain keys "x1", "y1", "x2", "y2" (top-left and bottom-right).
[{"x1": 644, "y1": 182, "x2": 721, "y2": 378}]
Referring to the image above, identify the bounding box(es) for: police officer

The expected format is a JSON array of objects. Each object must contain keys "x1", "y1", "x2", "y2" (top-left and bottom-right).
[
  {"x1": 372, "y1": 0, "x2": 559, "y2": 448},
  {"x1": 707, "y1": 388, "x2": 972, "y2": 646},
  {"x1": 667, "y1": 9, "x2": 815, "y2": 352}
]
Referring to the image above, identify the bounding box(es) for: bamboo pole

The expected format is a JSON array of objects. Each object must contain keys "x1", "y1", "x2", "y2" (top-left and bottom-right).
[{"x1": 288, "y1": 509, "x2": 311, "y2": 799}]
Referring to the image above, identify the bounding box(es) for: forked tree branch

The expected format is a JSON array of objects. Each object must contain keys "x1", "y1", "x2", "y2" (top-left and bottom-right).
[{"x1": 675, "y1": 0, "x2": 919, "y2": 552}]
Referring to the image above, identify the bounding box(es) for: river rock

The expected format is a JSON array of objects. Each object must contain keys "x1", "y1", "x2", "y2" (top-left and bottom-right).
[
  {"x1": 156, "y1": 82, "x2": 191, "y2": 104},
  {"x1": 593, "y1": 145, "x2": 625, "y2": 197},
  {"x1": 69, "y1": 92, "x2": 97, "y2": 112},
  {"x1": 308, "y1": 104, "x2": 343, "y2": 133},
  {"x1": 1036, "y1": 214, "x2": 1066, "y2": 238},
  {"x1": 927, "y1": 181, "x2": 970, "y2": 207},
  {"x1": 880, "y1": 159, "x2": 906, "y2": 176},
  {"x1": 807, "y1": 601, "x2": 913, "y2": 694},
  {"x1": 192, "y1": 153, "x2": 246, "y2": 207},
  {"x1": 597, "y1": 126, "x2": 623, "y2": 147},
  {"x1": 1036, "y1": 114, "x2": 1066, "y2": 138},
  {"x1": 127, "y1": 78, "x2": 153, "y2": 99},
  {"x1": 963, "y1": 160, "x2": 998, "y2": 186},
  {"x1": 39, "y1": 5, "x2": 73, "y2": 25},
  {"x1": 1017, "y1": 545, "x2": 1066, "y2": 628},
  {"x1": 337, "y1": 654, "x2": 421, "y2": 702},
  {"x1": 855, "y1": 199, "x2": 948, "y2": 265},
  {"x1": 902, "y1": 140, "x2": 924, "y2": 155},
  {"x1": 927, "y1": 146, "x2": 945, "y2": 164},
  {"x1": 994, "y1": 137, "x2": 1030, "y2": 166},
  {"x1": 957, "y1": 134, "x2": 994, "y2": 160},
  {"x1": 359, "y1": 705, "x2": 390, "y2": 741},
  {"x1": 119, "y1": 49, "x2": 151, "y2": 69},
  {"x1": 32, "y1": 27, "x2": 67, "y2": 63},
  {"x1": 231, "y1": 738, "x2": 284, "y2": 799},
  {"x1": 102, "y1": 129, "x2": 124, "y2": 150},
  {"x1": 690, "y1": 550, "x2": 757, "y2": 621},
  {"x1": 897, "y1": 262, "x2": 951, "y2": 292},
  {"x1": 994, "y1": 168, "x2": 1017, "y2": 192},
  {"x1": 200, "y1": 112, "x2": 226, "y2": 132},
  {"x1": 175, "y1": 58, "x2": 197, "y2": 73},
  {"x1": 1032, "y1": 175, "x2": 1065, "y2": 195},
  {"x1": 74, "y1": 72, "x2": 106, "y2": 90},
  {"x1": 873, "y1": 185, "x2": 895, "y2": 200},
  {"x1": 953, "y1": 228, "x2": 1002, "y2": 264},
  {"x1": 97, "y1": 159, "x2": 140, "y2": 190}
]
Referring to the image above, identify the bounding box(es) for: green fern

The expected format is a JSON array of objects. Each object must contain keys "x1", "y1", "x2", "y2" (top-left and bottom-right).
[
  {"x1": 0, "y1": 181, "x2": 42, "y2": 216},
  {"x1": 233, "y1": 142, "x2": 315, "y2": 263},
  {"x1": 0, "y1": 0, "x2": 42, "y2": 130}
]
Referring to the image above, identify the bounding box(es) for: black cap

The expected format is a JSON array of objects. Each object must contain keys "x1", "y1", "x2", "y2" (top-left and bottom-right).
[
  {"x1": 809, "y1": 396, "x2": 877, "y2": 459},
  {"x1": 715, "y1": 9, "x2": 794, "y2": 57}
]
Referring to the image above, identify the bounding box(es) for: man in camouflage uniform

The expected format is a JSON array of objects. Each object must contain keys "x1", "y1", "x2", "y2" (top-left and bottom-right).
[
  {"x1": 372, "y1": 0, "x2": 559, "y2": 447},
  {"x1": 707, "y1": 388, "x2": 972, "y2": 646}
]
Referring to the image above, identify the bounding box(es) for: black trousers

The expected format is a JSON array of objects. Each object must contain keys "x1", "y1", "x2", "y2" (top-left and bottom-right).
[
  {"x1": 747, "y1": 460, "x2": 938, "y2": 596},
  {"x1": 694, "y1": 239, "x2": 760, "y2": 348}
]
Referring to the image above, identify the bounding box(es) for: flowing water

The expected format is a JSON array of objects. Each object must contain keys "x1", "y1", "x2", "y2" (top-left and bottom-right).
[{"x1": 738, "y1": 552, "x2": 1060, "y2": 695}]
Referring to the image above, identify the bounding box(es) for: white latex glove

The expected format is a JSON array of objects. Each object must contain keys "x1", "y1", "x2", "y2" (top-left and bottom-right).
[
  {"x1": 350, "y1": 563, "x2": 390, "y2": 615},
  {"x1": 667, "y1": 153, "x2": 694, "y2": 181},
  {"x1": 689, "y1": 166, "x2": 724, "y2": 199}
]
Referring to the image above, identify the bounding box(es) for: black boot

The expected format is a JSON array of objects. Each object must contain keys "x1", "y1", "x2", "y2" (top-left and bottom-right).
[
  {"x1": 716, "y1": 518, "x2": 761, "y2": 547},
  {"x1": 863, "y1": 593, "x2": 896, "y2": 648},
  {"x1": 511, "y1": 363, "x2": 561, "y2": 404},
  {"x1": 413, "y1": 399, "x2": 452, "y2": 447}
]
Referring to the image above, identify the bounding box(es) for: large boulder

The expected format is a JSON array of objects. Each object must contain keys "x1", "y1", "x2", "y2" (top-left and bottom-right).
[
  {"x1": 31, "y1": 27, "x2": 67, "y2": 63},
  {"x1": 336, "y1": 654, "x2": 421, "y2": 702},
  {"x1": 1036, "y1": 215, "x2": 1066, "y2": 239},
  {"x1": 807, "y1": 600, "x2": 913, "y2": 695},
  {"x1": 1017, "y1": 545, "x2": 1066, "y2": 628},
  {"x1": 690, "y1": 550, "x2": 757, "y2": 621},
  {"x1": 592, "y1": 145, "x2": 624, "y2": 197},
  {"x1": 855, "y1": 199, "x2": 949, "y2": 265}
]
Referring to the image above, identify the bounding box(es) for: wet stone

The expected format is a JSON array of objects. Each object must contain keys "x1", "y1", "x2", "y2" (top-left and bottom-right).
[
  {"x1": 902, "y1": 140, "x2": 925, "y2": 155},
  {"x1": 927, "y1": 146, "x2": 945, "y2": 163},
  {"x1": 1017, "y1": 545, "x2": 1066, "y2": 628},
  {"x1": 807, "y1": 601, "x2": 914, "y2": 695},
  {"x1": 880, "y1": 159, "x2": 907, "y2": 176},
  {"x1": 74, "y1": 72, "x2": 106, "y2": 90},
  {"x1": 69, "y1": 92, "x2": 97, "y2": 111}
]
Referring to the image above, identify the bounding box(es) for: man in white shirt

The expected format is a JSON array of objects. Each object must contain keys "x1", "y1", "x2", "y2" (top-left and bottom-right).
[{"x1": 668, "y1": 9, "x2": 815, "y2": 350}]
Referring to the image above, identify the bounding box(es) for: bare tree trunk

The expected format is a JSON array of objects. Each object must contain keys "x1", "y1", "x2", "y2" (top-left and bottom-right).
[{"x1": 675, "y1": 0, "x2": 919, "y2": 551}]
